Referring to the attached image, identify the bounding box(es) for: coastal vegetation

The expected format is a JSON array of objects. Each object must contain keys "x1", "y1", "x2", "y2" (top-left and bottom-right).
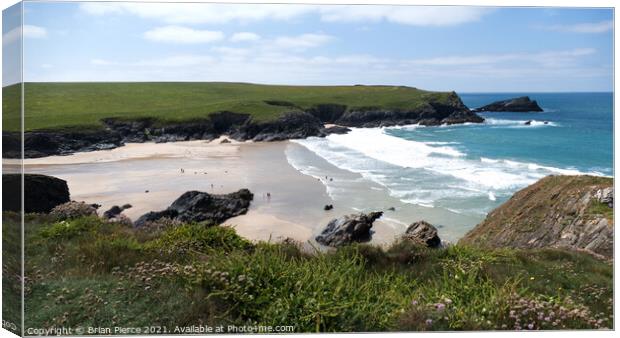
[
  {"x1": 3, "y1": 82, "x2": 460, "y2": 132},
  {"x1": 3, "y1": 207, "x2": 612, "y2": 332}
]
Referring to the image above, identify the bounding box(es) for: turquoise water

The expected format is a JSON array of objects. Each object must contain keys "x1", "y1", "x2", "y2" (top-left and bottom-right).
[
  {"x1": 292, "y1": 92, "x2": 613, "y2": 221},
  {"x1": 394, "y1": 92, "x2": 613, "y2": 176}
]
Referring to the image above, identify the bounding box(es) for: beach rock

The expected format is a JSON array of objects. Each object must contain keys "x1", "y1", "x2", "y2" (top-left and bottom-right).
[
  {"x1": 50, "y1": 201, "x2": 98, "y2": 220},
  {"x1": 102, "y1": 204, "x2": 132, "y2": 219},
  {"x1": 220, "y1": 138, "x2": 231, "y2": 144},
  {"x1": 460, "y1": 175, "x2": 614, "y2": 258},
  {"x1": 134, "y1": 189, "x2": 254, "y2": 227},
  {"x1": 524, "y1": 120, "x2": 532, "y2": 125},
  {"x1": 403, "y1": 221, "x2": 441, "y2": 248},
  {"x1": 315, "y1": 211, "x2": 383, "y2": 247},
  {"x1": 472, "y1": 96, "x2": 543, "y2": 113},
  {"x1": 2, "y1": 174, "x2": 70, "y2": 213},
  {"x1": 324, "y1": 204, "x2": 334, "y2": 211}
]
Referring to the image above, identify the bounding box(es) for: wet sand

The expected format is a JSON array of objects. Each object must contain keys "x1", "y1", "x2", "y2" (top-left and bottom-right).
[{"x1": 22, "y1": 139, "x2": 404, "y2": 245}]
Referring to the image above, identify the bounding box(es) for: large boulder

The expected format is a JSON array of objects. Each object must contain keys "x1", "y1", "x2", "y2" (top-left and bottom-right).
[
  {"x1": 134, "y1": 189, "x2": 253, "y2": 227},
  {"x1": 403, "y1": 221, "x2": 441, "y2": 248},
  {"x1": 472, "y1": 96, "x2": 543, "y2": 113},
  {"x1": 315, "y1": 211, "x2": 383, "y2": 247},
  {"x1": 460, "y1": 175, "x2": 613, "y2": 258},
  {"x1": 2, "y1": 174, "x2": 70, "y2": 213}
]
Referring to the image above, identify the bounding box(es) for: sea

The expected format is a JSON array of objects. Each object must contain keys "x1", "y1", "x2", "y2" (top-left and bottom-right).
[{"x1": 286, "y1": 92, "x2": 614, "y2": 241}]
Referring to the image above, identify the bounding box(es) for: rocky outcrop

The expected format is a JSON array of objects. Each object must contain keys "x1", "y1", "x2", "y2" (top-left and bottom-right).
[
  {"x1": 472, "y1": 96, "x2": 543, "y2": 113},
  {"x1": 459, "y1": 175, "x2": 613, "y2": 258},
  {"x1": 315, "y1": 211, "x2": 383, "y2": 247},
  {"x1": 7, "y1": 91, "x2": 484, "y2": 158},
  {"x1": 2, "y1": 174, "x2": 70, "y2": 213},
  {"x1": 134, "y1": 189, "x2": 253, "y2": 227},
  {"x1": 402, "y1": 221, "x2": 441, "y2": 248}
]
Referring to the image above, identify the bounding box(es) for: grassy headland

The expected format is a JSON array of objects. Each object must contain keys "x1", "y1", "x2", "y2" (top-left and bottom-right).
[
  {"x1": 3, "y1": 82, "x2": 456, "y2": 132},
  {"x1": 8, "y1": 211, "x2": 612, "y2": 332}
]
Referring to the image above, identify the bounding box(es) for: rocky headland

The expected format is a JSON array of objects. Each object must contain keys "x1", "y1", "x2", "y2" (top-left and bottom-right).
[
  {"x1": 459, "y1": 175, "x2": 613, "y2": 258},
  {"x1": 471, "y1": 96, "x2": 543, "y2": 113},
  {"x1": 4, "y1": 91, "x2": 484, "y2": 158}
]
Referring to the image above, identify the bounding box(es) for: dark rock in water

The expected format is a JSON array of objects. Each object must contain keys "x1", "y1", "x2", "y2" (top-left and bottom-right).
[
  {"x1": 220, "y1": 138, "x2": 231, "y2": 144},
  {"x1": 403, "y1": 221, "x2": 441, "y2": 248},
  {"x1": 134, "y1": 189, "x2": 254, "y2": 227},
  {"x1": 323, "y1": 125, "x2": 351, "y2": 135},
  {"x1": 121, "y1": 203, "x2": 132, "y2": 209},
  {"x1": 387, "y1": 207, "x2": 396, "y2": 211},
  {"x1": 544, "y1": 121, "x2": 549, "y2": 125},
  {"x1": 315, "y1": 211, "x2": 383, "y2": 247},
  {"x1": 324, "y1": 204, "x2": 334, "y2": 211},
  {"x1": 524, "y1": 120, "x2": 532, "y2": 125},
  {"x1": 2, "y1": 174, "x2": 70, "y2": 213},
  {"x1": 472, "y1": 96, "x2": 543, "y2": 113},
  {"x1": 440, "y1": 111, "x2": 485, "y2": 125},
  {"x1": 90, "y1": 203, "x2": 102, "y2": 209}
]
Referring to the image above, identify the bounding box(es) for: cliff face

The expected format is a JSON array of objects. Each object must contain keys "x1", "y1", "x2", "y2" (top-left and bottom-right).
[
  {"x1": 459, "y1": 175, "x2": 613, "y2": 258},
  {"x1": 4, "y1": 91, "x2": 482, "y2": 158}
]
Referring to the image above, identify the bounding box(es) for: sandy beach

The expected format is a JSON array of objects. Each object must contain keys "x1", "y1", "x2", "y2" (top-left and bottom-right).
[{"x1": 21, "y1": 138, "x2": 408, "y2": 245}]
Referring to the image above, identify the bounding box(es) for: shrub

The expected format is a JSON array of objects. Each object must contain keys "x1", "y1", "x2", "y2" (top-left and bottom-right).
[
  {"x1": 146, "y1": 224, "x2": 253, "y2": 256},
  {"x1": 50, "y1": 201, "x2": 98, "y2": 220},
  {"x1": 40, "y1": 216, "x2": 106, "y2": 240}
]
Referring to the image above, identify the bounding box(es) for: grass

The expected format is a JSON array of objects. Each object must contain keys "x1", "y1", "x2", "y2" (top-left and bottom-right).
[
  {"x1": 13, "y1": 213, "x2": 612, "y2": 332},
  {"x1": 2, "y1": 82, "x2": 457, "y2": 132}
]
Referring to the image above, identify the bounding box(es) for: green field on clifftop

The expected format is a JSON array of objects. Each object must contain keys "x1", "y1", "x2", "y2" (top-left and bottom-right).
[{"x1": 2, "y1": 82, "x2": 457, "y2": 132}]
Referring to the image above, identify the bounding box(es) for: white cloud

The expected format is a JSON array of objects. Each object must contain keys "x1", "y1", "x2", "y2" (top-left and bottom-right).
[
  {"x1": 3, "y1": 24, "x2": 47, "y2": 45},
  {"x1": 79, "y1": 3, "x2": 314, "y2": 25},
  {"x1": 543, "y1": 20, "x2": 613, "y2": 33},
  {"x1": 23, "y1": 25, "x2": 47, "y2": 38},
  {"x1": 272, "y1": 33, "x2": 334, "y2": 50},
  {"x1": 144, "y1": 26, "x2": 224, "y2": 44},
  {"x1": 91, "y1": 58, "x2": 116, "y2": 66},
  {"x1": 79, "y1": 3, "x2": 490, "y2": 27},
  {"x1": 319, "y1": 6, "x2": 491, "y2": 26},
  {"x1": 230, "y1": 32, "x2": 261, "y2": 42},
  {"x1": 408, "y1": 48, "x2": 596, "y2": 66}
]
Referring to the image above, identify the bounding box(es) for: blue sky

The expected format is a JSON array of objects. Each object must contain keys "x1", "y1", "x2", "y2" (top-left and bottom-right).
[{"x1": 2, "y1": 2, "x2": 614, "y2": 91}]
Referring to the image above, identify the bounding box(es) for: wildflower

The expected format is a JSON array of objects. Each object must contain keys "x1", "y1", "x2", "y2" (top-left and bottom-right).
[
  {"x1": 530, "y1": 276, "x2": 535, "y2": 280},
  {"x1": 527, "y1": 323, "x2": 534, "y2": 330},
  {"x1": 411, "y1": 300, "x2": 418, "y2": 306},
  {"x1": 436, "y1": 303, "x2": 446, "y2": 311},
  {"x1": 425, "y1": 319, "x2": 433, "y2": 326},
  {"x1": 444, "y1": 298, "x2": 453, "y2": 305}
]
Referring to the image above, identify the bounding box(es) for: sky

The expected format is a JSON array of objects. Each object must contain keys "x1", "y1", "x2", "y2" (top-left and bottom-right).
[{"x1": 2, "y1": 2, "x2": 614, "y2": 92}]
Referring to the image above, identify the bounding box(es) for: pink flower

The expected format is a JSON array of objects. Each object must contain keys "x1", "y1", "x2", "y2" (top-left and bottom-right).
[
  {"x1": 436, "y1": 303, "x2": 446, "y2": 311},
  {"x1": 425, "y1": 319, "x2": 433, "y2": 326}
]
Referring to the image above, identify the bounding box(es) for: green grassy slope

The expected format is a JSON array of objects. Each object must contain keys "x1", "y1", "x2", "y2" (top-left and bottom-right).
[
  {"x1": 3, "y1": 82, "x2": 455, "y2": 132},
  {"x1": 16, "y1": 213, "x2": 612, "y2": 332}
]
